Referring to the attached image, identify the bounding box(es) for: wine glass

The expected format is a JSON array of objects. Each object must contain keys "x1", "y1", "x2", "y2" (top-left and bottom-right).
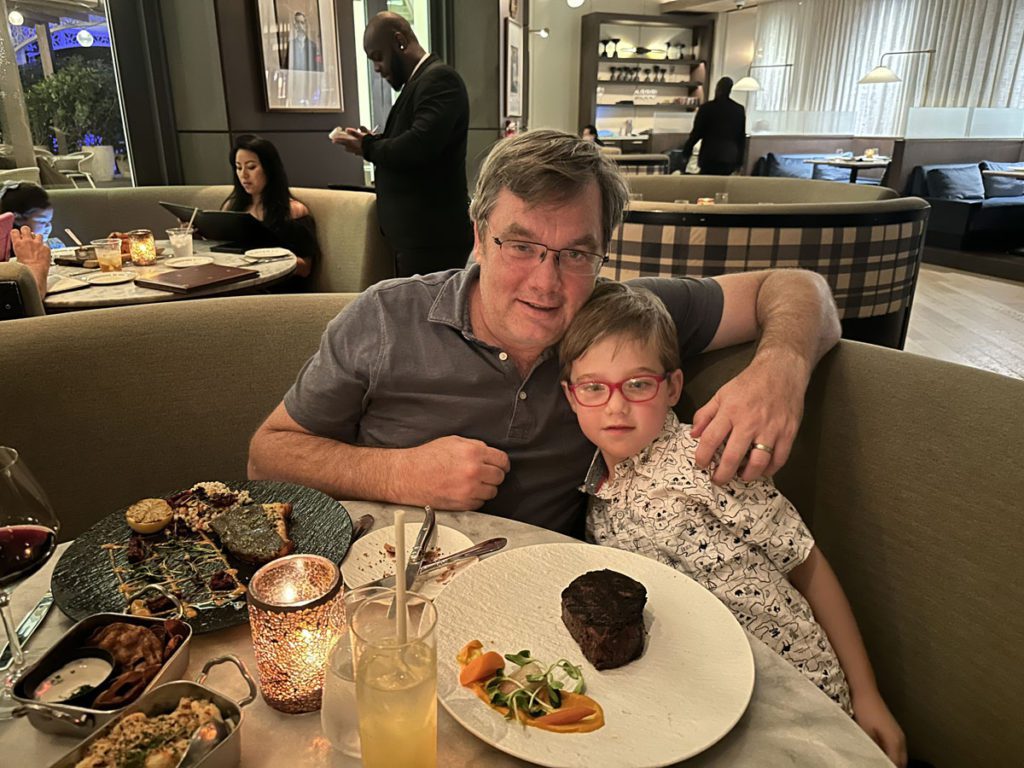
[{"x1": 0, "y1": 446, "x2": 60, "y2": 712}]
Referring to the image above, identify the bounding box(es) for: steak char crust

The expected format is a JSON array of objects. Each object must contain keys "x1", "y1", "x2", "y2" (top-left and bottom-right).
[{"x1": 561, "y1": 569, "x2": 647, "y2": 670}]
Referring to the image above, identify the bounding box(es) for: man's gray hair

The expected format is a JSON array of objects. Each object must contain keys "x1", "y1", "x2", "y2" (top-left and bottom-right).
[{"x1": 469, "y1": 129, "x2": 631, "y2": 248}]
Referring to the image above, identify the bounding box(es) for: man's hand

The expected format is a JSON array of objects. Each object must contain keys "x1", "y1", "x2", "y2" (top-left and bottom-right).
[
  {"x1": 690, "y1": 349, "x2": 805, "y2": 484},
  {"x1": 10, "y1": 226, "x2": 51, "y2": 297},
  {"x1": 401, "y1": 436, "x2": 510, "y2": 510},
  {"x1": 331, "y1": 127, "x2": 368, "y2": 156},
  {"x1": 853, "y1": 691, "x2": 907, "y2": 767}
]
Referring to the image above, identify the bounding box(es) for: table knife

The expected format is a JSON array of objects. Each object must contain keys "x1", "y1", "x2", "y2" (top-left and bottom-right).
[
  {"x1": 363, "y1": 537, "x2": 507, "y2": 590},
  {"x1": 402, "y1": 506, "x2": 437, "y2": 590},
  {"x1": 0, "y1": 590, "x2": 54, "y2": 670}
]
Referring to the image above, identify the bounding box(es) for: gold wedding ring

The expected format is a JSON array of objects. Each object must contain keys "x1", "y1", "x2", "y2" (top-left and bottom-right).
[{"x1": 751, "y1": 442, "x2": 774, "y2": 454}]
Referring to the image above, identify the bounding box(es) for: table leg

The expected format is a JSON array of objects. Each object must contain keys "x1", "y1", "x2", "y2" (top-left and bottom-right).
[{"x1": 849, "y1": 167, "x2": 860, "y2": 184}]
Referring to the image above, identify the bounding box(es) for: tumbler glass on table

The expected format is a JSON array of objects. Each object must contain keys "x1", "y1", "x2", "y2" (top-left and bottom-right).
[
  {"x1": 351, "y1": 590, "x2": 437, "y2": 768},
  {"x1": 91, "y1": 238, "x2": 123, "y2": 272},
  {"x1": 166, "y1": 226, "x2": 194, "y2": 260},
  {"x1": 321, "y1": 584, "x2": 391, "y2": 757}
]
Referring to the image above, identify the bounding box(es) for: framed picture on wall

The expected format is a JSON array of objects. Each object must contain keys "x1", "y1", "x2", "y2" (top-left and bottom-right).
[
  {"x1": 506, "y1": 18, "x2": 523, "y2": 118},
  {"x1": 255, "y1": 0, "x2": 344, "y2": 111}
]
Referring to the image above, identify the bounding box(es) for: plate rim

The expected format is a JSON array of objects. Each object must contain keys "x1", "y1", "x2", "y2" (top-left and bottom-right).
[
  {"x1": 165, "y1": 255, "x2": 214, "y2": 268},
  {"x1": 432, "y1": 542, "x2": 756, "y2": 768},
  {"x1": 88, "y1": 270, "x2": 137, "y2": 285},
  {"x1": 339, "y1": 523, "x2": 473, "y2": 594},
  {"x1": 243, "y1": 246, "x2": 292, "y2": 259}
]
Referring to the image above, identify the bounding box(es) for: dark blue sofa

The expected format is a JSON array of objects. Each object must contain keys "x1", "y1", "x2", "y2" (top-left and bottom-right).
[
  {"x1": 905, "y1": 161, "x2": 1024, "y2": 250},
  {"x1": 752, "y1": 152, "x2": 882, "y2": 185}
]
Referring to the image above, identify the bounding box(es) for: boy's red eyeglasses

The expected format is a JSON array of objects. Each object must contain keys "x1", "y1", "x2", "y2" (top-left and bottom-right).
[{"x1": 567, "y1": 374, "x2": 668, "y2": 407}]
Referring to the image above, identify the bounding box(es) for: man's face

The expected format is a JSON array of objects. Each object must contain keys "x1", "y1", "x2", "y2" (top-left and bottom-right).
[
  {"x1": 364, "y1": 31, "x2": 406, "y2": 90},
  {"x1": 294, "y1": 13, "x2": 307, "y2": 38},
  {"x1": 473, "y1": 182, "x2": 605, "y2": 360}
]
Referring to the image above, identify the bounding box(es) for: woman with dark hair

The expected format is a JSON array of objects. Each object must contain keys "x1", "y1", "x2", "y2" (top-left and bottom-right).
[{"x1": 222, "y1": 134, "x2": 319, "y2": 280}]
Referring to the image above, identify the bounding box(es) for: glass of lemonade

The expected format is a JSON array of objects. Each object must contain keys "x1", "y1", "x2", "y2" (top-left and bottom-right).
[
  {"x1": 351, "y1": 591, "x2": 437, "y2": 768},
  {"x1": 166, "y1": 226, "x2": 194, "y2": 260},
  {"x1": 321, "y1": 585, "x2": 392, "y2": 757},
  {"x1": 91, "y1": 238, "x2": 123, "y2": 272}
]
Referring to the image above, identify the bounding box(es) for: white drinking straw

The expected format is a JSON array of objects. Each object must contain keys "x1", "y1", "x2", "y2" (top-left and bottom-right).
[
  {"x1": 393, "y1": 510, "x2": 408, "y2": 644},
  {"x1": 64, "y1": 228, "x2": 83, "y2": 246},
  {"x1": 186, "y1": 206, "x2": 199, "y2": 232}
]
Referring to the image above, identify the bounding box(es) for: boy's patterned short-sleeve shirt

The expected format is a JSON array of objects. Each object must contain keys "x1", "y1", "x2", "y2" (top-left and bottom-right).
[{"x1": 583, "y1": 411, "x2": 852, "y2": 714}]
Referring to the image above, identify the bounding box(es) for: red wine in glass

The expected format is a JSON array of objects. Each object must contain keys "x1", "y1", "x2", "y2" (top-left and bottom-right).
[{"x1": 0, "y1": 524, "x2": 57, "y2": 587}]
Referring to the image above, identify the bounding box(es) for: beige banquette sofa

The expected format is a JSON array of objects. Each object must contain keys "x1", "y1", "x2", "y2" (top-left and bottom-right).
[
  {"x1": 1, "y1": 293, "x2": 1020, "y2": 767},
  {"x1": 48, "y1": 185, "x2": 394, "y2": 293}
]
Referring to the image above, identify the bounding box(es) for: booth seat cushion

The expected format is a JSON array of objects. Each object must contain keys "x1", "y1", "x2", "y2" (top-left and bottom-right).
[
  {"x1": 972, "y1": 196, "x2": 1024, "y2": 229},
  {"x1": 980, "y1": 160, "x2": 1024, "y2": 198},
  {"x1": 766, "y1": 153, "x2": 815, "y2": 179},
  {"x1": 925, "y1": 164, "x2": 985, "y2": 200}
]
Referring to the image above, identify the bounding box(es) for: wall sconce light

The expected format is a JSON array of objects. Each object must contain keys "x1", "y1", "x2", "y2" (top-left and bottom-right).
[
  {"x1": 732, "y1": 62, "x2": 793, "y2": 92},
  {"x1": 529, "y1": 28, "x2": 550, "y2": 39},
  {"x1": 567, "y1": 0, "x2": 585, "y2": 8},
  {"x1": 859, "y1": 48, "x2": 935, "y2": 86}
]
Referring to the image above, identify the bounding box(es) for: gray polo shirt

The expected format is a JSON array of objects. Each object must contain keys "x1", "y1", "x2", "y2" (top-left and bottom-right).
[{"x1": 284, "y1": 264, "x2": 722, "y2": 535}]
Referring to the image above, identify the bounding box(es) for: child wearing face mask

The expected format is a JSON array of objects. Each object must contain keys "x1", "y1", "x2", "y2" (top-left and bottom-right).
[
  {"x1": 558, "y1": 281, "x2": 906, "y2": 767},
  {"x1": 0, "y1": 182, "x2": 66, "y2": 250}
]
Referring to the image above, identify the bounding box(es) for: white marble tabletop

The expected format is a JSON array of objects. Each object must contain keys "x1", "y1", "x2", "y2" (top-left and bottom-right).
[
  {"x1": 43, "y1": 240, "x2": 296, "y2": 311},
  {"x1": 1, "y1": 502, "x2": 890, "y2": 767}
]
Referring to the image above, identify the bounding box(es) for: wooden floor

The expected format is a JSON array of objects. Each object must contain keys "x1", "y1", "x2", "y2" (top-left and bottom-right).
[{"x1": 904, "y1": 264, "x2": 1024, "y2": 380}]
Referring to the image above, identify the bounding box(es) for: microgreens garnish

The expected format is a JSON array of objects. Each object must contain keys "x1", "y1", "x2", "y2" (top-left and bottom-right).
[{"x1": 481, "y1": 650, "x2": 586, "y2": 722}]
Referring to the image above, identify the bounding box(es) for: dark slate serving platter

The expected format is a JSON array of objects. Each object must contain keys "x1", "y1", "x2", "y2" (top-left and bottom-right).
[{"x1": 51, "y1": 481, "x2": 353, "y2": 634}]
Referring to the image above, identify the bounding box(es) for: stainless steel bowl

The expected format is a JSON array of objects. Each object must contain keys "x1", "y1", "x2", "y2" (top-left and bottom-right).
[{"x1": 49, "y1": 655, "x2": 256, "y2": 768}]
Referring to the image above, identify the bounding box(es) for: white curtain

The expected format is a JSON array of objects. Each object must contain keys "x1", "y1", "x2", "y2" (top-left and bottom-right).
[{"x1": 749, "y1": 0, "x2": 1024, "y2": 135}]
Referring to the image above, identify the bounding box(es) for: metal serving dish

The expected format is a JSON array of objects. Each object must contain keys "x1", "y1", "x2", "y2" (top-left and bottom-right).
[
  {"x1": 49, "y1": 655, "x2": 256, "y2": 768},
  {"x1": 11, "y1": 600, "x2": 192, "y2": 737}
]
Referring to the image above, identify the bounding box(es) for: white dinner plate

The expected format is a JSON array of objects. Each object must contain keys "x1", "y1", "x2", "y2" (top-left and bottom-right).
[
  {"x1": 243, "y1": 247, "x2": 292, "y2": 260},
  {"x1": 165, "y1": 255, "x2": 213, "y2": 268},
  {"x1": 433, "y1": 543, "x2": 755, "y2": 768},
  {"x1": 340, "y1": 523, "x2": 474, "y2": 598},
  {"x1": 88, "y1": 271, "x2": 137, "y2": 285}
]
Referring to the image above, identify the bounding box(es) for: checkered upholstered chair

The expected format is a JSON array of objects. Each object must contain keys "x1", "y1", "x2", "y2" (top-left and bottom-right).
[{"x1": 606, "y1": 197, "x2": 930, "y2": 349}]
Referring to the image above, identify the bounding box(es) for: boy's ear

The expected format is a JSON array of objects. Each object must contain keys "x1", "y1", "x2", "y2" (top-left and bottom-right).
[
  {"x1": 561, "y1": 381, "x2": 578, "y2": 413},
  {"x1": 666, "y1": 369, "x2": 684, "y2": 407}
]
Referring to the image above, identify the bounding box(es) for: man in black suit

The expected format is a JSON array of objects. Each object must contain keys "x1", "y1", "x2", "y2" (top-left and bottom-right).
[
  {"x1": 288, "y1": 11, "x2": 322, "y2": 72},
  {"x1": 680, "y1": 77, "x2": 747, "y2": 176},
  {"x1": 332, "y1": 12, "x2": 473, "y2": 277}
]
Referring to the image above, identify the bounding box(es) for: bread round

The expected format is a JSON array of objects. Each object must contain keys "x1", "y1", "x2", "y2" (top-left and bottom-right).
[{"x1": 126, "y1": 498, "x2": 173, "y2": 534}]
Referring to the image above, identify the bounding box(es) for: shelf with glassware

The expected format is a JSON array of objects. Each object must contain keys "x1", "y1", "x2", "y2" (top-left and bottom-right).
[{"x1": 579, "y1": 11, "x2": 715, "y2": 152}]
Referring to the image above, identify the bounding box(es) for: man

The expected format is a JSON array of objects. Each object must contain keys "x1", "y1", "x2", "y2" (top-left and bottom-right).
[
  {"x1": 288, "y1": 11, "x2": 322, "y2": 72},
  {"x1": 680, "y1": 77, "x2": 747, "y2": 176},
  {"x1": 249, "y1": 130, "x2": 841, "y2": 537},
  {"x1": 332, "y1": 12, "x2": 473, "y2": 277}
]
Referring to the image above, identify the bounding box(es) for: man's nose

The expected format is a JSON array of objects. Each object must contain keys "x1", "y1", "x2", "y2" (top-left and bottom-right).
[{"x1": 526, "y1": 248, "x2": 562, "y2": 286}]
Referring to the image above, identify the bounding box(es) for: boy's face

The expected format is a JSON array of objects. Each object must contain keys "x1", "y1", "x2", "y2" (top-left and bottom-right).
[
  {"x1": 562, "y1": 334, "x2": 683, "y2": 472},
  {"x1": 21, "y1": 207, "x2": 53, "y2": 240}
]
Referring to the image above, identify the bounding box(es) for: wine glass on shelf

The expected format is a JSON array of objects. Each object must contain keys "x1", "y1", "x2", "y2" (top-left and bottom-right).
[{"x1": 0, "y1": 446, "x2": 60, "y2": 714}]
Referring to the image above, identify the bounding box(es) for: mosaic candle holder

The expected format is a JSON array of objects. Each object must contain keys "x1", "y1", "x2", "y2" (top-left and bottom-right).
[
  {"x1": 248, "y1": 554, "x2": 343, "y2": 713},
  {"x1": 127, "y1": 229, "x2": 157, "y2": 266}
]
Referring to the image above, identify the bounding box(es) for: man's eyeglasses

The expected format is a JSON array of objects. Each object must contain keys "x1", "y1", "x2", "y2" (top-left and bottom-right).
[
  {"x1": 567, "y1": 374, "x2": 668, "y2": 407},
  {"x1": 492, "y1": 237, "x2": 608, "y2": 277}
]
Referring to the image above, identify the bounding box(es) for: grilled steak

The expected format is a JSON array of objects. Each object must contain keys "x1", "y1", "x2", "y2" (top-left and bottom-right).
[
  {"x1": 561, "y1": 569, "x2": 647, "y2": 670},
  {"x1": 208, "y1": 503, "x2": 294, "y2": 564}
]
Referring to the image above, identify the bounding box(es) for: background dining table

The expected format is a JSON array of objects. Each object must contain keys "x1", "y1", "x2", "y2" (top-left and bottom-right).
[
  {"x1": 2, "y1": 501, "x2": 891, "y2": 767},
  {"x1": 43, "y1": 239, "x2": 297, "y2": 311}
]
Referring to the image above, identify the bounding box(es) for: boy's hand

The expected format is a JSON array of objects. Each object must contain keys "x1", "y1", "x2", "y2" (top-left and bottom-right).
[
  {"x1": 853, "y1": 691, "x2": 907, "y2": 767},
  {"x1": 690, "y1": 352, "x2": 804, "y2": 484}
]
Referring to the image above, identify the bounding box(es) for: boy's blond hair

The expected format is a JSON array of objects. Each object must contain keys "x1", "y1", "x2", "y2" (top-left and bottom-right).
[{"x1": 559, "y1": 281, "x2": 681, "y2": 380}]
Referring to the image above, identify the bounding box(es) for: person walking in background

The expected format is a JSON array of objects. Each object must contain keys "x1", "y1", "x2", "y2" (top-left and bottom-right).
[
  {"x1": 581, "y1": 124, "x2": 605, "y2": 146},
  {"x1": 331, "y1": 12, "x2": 473, "y2": 277},
  {"x1": 680, "y1": 77, "x2": 747, "y2": 176},
  {"x1": 223, "y1": 134, "x2": 319, "y2": 282}
]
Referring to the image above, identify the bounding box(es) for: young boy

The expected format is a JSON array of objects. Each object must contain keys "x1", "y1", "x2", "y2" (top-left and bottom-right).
[
  {"x1": 0, "y1": 182, "x2": 65, "y2": 250},
  {"x1": 559, "y1": 281, "x2": 906, "y2": 767}
]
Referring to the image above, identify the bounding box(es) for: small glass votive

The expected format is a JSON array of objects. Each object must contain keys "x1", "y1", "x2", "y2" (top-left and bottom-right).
[
  {"x1": 714, "y1": 192, "x2": 730, "y2": 204},
  {"x1": 697, "y1": 197, "x2": 715, "y2": 205},
  {"x1": 248, "y1": 554, "x2": 344, "y2": 714},
  {"x1": 127, "y1": 229, "x2": 157, "y2": 266}
]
